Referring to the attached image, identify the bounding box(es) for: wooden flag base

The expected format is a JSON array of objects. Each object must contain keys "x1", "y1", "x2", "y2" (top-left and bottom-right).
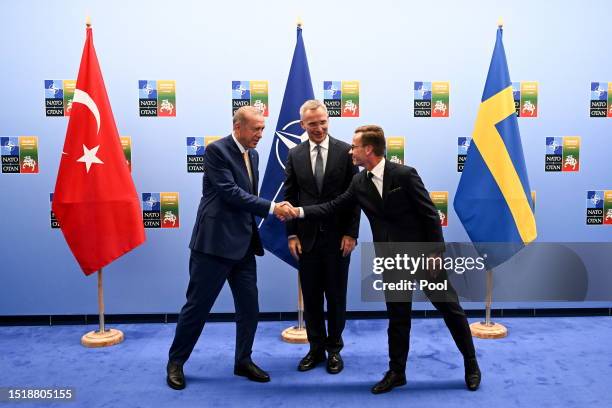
[
  {"x1": 281, "y1": 326, "x2": 308, "y2": 344},
  {"x1": 81, "y1": 328, "x2": 124, "y2": 348},
  {"x1": 470, "y1": 321, "x2": 508, "y2": 339}
]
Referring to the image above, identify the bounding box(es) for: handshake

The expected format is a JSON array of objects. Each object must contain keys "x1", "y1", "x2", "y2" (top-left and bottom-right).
[{"x1": 273, "y1": 201, "x2": 300, "y2": 222}]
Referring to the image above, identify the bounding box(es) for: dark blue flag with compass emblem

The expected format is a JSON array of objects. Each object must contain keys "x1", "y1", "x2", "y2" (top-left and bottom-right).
[{"x1": 258, "y1": 26, "x2": 314, "y2": 268}]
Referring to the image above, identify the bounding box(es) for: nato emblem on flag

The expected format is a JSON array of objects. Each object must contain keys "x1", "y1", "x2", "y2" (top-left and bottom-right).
[
  {"x1": 454, "y1": 27, "x2": 536, "y2": 268},
  {"x1": 258, "y1": 26, "x2": 314, "y2": 268}
]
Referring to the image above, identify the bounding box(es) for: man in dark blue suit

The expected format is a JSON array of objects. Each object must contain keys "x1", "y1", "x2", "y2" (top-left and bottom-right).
[{"x1": 166, "y1": 106, "x2": 296, "y2": 390}]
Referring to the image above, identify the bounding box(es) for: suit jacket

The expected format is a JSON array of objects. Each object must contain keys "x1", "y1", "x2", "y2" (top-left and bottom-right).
[
  {"x1": 284, "y1": 136, "x2": 360, "y2": 252},
  {"x1": 189, "y1": 135, "x2": 271, "y2": 260},
  {"x1": 303, "y1": 160, "x2": 444, "y2": 247}
]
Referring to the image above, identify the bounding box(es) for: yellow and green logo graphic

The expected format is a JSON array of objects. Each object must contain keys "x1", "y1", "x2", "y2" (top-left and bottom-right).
[
  {"x1": 142, "y1": 192, "x2": 180, "y2": 229},
  {"x1": 1, "y1": 136, "x2": 39, "y2": 174},
  {"x1": 232, "y1": 81, "x2": 269, "y2": 116},
  {"x1": 414, "y1": 81, "x2": 449, "y2": 117},
  {"x1": 139, "y1": 80, "x2": 176, "y2": 117},
  {"x1": 430, "y1": 191, "x2": 448, "y2": 227},
  {"x1": 120, "y1": 137, "x2": 132, "y2": 172},
  {"x1": 386, "y1": 137, "x2": 404, "y2": 164},
  {"x1": 45, "y1": 80, "x2": 76, "y2": 116},
  {"x1": 586, "y1": 190, "x2": 612, "y2": 225},
  {"x1": 545, "y1": 136, "x2": 580, "y2": 172},
  {"x1": 512, "y1": 81, "x2": 538, "y2": 117},
  {"x1": 590, "y1": 82, "x2": 612, "y2": 118},
  {"x1": 323, "y1": 81, "x2": 360, "y2": 117}
]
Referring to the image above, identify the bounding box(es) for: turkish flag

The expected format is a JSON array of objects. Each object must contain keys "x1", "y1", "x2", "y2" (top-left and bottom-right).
[{"x1": 52, "y1": 27, "x2": 145, "y2": 275}]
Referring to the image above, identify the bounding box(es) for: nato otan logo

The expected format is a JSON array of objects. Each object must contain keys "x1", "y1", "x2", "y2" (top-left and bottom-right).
[
  {"x1": 414, "y1": 81, "x2": 450, "y2": 117},
  {"x1": 44, "y1": 80, "x2": 76, "y2": 116},
  {"x1": 50, "y1": 193, "x2": 60, "y2": 229},
  {"x1": 1, "y1": 136, "x2": 39, "y2": 174},
  {"x1": 586, "y1": 190, "x2": 612, "y2": 225},
  {"x1": 232, "y1": 81, "x2": 269, "y2": 116},
  {"x1": 590, "y1": 82, "x2": 612, "y2": 118},
  {"x1": 545, "y1": 137, "x2": 580, "y2": 172},
  {"x1": 457, "y1": 137, "x2": 472, "y2": 172},
  {"x1": 139, "y1": 80, "x2": 176, "y2": 117},
  {"x1": 512, "y1": 81, "x2": 538, "y2": 117},
  {"x1": 186, "y1": 136, "x2": 221, "y2": 173},
  {"x1": 142, "y1": 192, "x2": 180, "y2": 229},
  {"x1": 323, "y1": 81, "x2": 360, "y2": 117}
]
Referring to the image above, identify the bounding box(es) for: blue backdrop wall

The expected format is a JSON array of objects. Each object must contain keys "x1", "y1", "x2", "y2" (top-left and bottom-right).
[{"x1": 1, "y1": 0, "x2": 610, "y2": 315}]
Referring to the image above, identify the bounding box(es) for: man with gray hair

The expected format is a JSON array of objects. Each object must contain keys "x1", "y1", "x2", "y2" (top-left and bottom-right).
[
  {"x1": 284, "y1": 99, "x2": 360, "y2": 374},
  {"x1": 166, "y1": 106, "x2": 297, "y2": 389}
]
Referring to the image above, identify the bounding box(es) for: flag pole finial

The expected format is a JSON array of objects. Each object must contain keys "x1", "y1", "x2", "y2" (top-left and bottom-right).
[
  {"x1": 86, "y1": 16, "x2": 91, "y2": 28},
  {"x1": 297, "y1": 17, "x2": 303, "y2": 28},
  {"x1": 497, "y1": 17, "x2": 504, "y2": 28}
]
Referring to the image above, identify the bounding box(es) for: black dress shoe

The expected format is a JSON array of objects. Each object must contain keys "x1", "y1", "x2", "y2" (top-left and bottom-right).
[
  {"x1": 297, "y1": 351, "x2": 326, "y2": 372},
  {"x1": 464, "y1": 357, "x2": 481, "y2": 391},
  {"x1": 371, "y1": 370, "x2": 407, "y2": 394},
  {"x1": 166, "y1": 361, "x2": 185, "y2": 390},
  {"x1": 234, "y1": 362, "x2": 270, "y2": 383},
  {"x1": 326, "y1": 352, "x2": 343, "y2": 374}
]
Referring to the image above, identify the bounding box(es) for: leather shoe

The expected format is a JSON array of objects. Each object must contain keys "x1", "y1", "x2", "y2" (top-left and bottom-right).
[
  {"x1": 234, "y1": 362, "x2": 270, "y2": 383},
  {"x1": 371, "y1": 370, "x2": 407, "y2": 394},
  {"x1": 297, "y1": 351, "x2": 326, "y2": 372},
  {"x1": 166, "y1": 361, "x2": 185, "y2": 390},
  {"x1": 464, "y1": 357, "x2": 481, "y2": 391},
  {"x1": 326, "y1": 352, "x2": 343, "y2": 374}
]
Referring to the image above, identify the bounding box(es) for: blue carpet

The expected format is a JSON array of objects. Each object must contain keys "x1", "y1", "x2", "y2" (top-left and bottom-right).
[{"x1": 1, "y1": 317, "x2": 611, "y2": 408}]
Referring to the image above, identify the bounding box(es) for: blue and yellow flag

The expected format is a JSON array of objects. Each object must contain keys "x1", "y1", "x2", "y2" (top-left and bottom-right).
[{"x1": 454, "y1": 27, "x2": 536, "y2": 265}]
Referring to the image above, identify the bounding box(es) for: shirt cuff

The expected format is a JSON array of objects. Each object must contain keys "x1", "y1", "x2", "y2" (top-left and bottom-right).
[
  {"x1": 269, "y1": 202, "x2": 275, "y2": 215},
  {"x1": 287, "y1": 235, "x2": 298, "y2": 240},
  {"x1": 298, "y1": 207, "x2": 305, "y2": 219}
]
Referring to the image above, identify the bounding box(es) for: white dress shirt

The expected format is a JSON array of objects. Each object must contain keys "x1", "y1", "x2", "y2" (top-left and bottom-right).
[{"x1": 309, "y1": 135, "x2": 329, "y2": 175}]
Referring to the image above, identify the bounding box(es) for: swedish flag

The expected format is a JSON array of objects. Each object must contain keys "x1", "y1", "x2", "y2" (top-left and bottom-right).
[{"x1": 454, "y1": 27, "x2": 536, "y2": 264}]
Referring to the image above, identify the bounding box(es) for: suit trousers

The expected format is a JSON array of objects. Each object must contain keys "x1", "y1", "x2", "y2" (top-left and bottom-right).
[
  {"x1": 168, "y1": 247, "x2": 258, "y2": 366},
  {"x1": 298, "y1": 232, "x2": 350, "y2": 353},
  {"x1": 385, "y1": 269, "x2": 476, "y2": 373}
]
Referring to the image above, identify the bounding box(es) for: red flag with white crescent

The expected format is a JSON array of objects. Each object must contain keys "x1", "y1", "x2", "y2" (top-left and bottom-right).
[{"x1": 52, "y1": 27, "x2": 145, "y2": 275}]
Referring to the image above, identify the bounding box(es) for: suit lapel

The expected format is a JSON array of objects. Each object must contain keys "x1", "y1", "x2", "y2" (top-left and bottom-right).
[
  {"x1": 321, "y1": 137, "x2": 339, "y2": 195},
  {"x1": 249, "y1": 150, "x2": 257, "y2": 195},
  {"x1": 227, "y1": 135, "x2": 254, "y2": 194},
  {"x1": 382, "y1": 160, "x2": 393, "y2": 201},
  {"x1": 299, "y1": 142, "x2": 319, "y2": 195}
]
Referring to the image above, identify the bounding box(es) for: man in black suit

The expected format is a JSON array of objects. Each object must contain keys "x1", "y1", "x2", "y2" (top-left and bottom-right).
[
  {"x1": 283, "y1": 100, "x2": 360, "y2": 374},
  {"x1": 296, "y1": 125, "x2": 481, "y2": 394},
  {"x1": 166, "y1": 106, "x2": 296, "y2": 390}
]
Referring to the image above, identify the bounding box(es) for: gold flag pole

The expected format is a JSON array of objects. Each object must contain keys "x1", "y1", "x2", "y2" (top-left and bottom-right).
[
  {"x1": 81, "y1": 268, "x2": 125, "y2": 347},
  {"x1": 470, "y1": 269, "x2": 507, "y2": 339},
  {"x1": 281, "y1": 277, "x2": 308, "y2": 343},
  {"x1": 280, "y1": 16, "x2": 309, "y2": 345},
  {"x1": 469, "y1": 18, "x2": 509, "y2": 340}
]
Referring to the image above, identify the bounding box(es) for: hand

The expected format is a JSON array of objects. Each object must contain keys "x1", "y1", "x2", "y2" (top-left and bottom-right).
[
  {"x1": 274, "y1": 201, "x2": 298, "y2": 221},
  {"x1": 288, "y1": 236, "x2": 302, "y2": 260},
  {"x1": 340, "y1": 235, "x2": 357, "y2": 257}
]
